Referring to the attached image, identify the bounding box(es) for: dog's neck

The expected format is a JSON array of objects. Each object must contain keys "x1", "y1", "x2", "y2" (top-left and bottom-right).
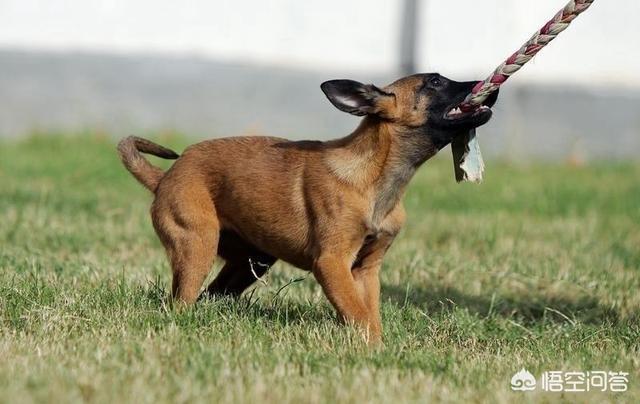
[
  {"x1": 325, "y1": 118, "x2": 390, "y2": 186},
  {"x1": 325, "y1": 117, "x2": 438, "y2": 222}
]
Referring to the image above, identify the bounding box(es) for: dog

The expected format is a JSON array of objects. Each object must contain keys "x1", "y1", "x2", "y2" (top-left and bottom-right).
[{"x1": 117, "y1": 73, "x2": 498, "y2": 344}]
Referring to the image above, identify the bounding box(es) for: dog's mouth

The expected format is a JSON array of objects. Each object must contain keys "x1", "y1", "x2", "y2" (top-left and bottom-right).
[
  {"x1": 441, "y1": 86, "x2": 498, "y2": 128},
  {"x1": 444, "y1": 104, "x2": 492, "y2": 121}
]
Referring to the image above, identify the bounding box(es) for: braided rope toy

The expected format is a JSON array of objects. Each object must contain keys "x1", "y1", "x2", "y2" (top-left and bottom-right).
[{"x1": 452, "y1": 0, "x2": 596, "y2": 182}]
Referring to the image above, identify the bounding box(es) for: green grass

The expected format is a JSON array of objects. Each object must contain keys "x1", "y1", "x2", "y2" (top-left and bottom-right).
[{"x1": 1, "y1": 134, "x2": 639, "y2": 403}]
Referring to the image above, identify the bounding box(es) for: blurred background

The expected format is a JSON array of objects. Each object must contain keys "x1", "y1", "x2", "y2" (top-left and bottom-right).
[{"x1": 0, "y1": 0, "x2": 638, "y2": 159}]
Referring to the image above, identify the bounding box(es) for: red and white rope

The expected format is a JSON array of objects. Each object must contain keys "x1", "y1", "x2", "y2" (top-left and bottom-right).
[{"x1": 458, "y1": 0, "x2": 595, "y2": 112}]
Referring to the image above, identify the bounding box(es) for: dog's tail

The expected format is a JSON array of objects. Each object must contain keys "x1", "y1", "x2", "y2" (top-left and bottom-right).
[{"x1": 117, "y1": 136, "x2": 180, "y2": 193}]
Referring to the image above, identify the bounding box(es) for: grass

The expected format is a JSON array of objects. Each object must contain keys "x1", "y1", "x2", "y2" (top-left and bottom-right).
[{"x1": 1, "y1": 134, "x2": 639, "y2": 403}]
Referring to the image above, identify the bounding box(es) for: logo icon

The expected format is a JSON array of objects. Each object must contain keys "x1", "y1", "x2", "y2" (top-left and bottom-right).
[{"x1": 511, "y1": 368, "x2": 537, "y2": 391}]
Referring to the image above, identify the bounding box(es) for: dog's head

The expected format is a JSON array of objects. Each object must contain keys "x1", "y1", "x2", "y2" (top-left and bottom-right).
[{"x1": 321, "y1": 73, "x2": 499, "y2": 150}]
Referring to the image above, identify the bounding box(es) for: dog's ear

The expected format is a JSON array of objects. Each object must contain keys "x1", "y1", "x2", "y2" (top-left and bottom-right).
[{"x1": 321, "y1": 80, "x2": 395, "y2": 117}]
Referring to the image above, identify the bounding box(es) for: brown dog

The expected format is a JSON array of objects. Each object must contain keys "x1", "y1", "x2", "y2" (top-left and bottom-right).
[{"x1": 117, "y1": 73, "x2": 498, "y2": 344}]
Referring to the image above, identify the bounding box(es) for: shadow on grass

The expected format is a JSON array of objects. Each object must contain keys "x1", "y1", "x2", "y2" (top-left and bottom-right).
[
  {"x1": 136, "y1": 273, "x2": 627, "y2": 328},
  {"x1": 140, "y1": 278, "x2": 625, "y2": 328},
  {"x1": 381, "y1": 283, "x2": 622, "y2": 326}
]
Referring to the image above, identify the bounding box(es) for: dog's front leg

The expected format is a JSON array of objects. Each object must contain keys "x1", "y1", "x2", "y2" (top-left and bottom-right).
[
  {"x1": 351, "y1": 234, "x2": 395, "y2": 342},
  {"x1": 351, "y1": 205, "x2": 404, "y2": 342},
  {"x1": 313, "y1": 254, "x2": 379, "y2": 344}
]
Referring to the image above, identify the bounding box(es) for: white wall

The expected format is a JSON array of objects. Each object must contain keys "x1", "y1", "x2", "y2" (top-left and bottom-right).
[{"x1": 0, "y1": 0, "x2": 638, "y2": 87}]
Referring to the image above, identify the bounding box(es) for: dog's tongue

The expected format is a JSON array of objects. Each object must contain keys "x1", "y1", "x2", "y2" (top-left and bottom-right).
[{"x1": 451, "y1": 129, "x2": 484, "y2": 183}]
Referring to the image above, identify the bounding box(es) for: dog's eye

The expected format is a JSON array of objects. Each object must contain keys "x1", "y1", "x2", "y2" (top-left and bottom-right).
[{"x1": 429, "y1": 76, "x2": 442, "y2": 87}]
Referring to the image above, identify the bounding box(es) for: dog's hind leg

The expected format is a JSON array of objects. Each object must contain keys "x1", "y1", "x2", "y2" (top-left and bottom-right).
[
  {"x1": 205, "y1": 258, "x2": 274, "y2": 297},
  {"x1": 152, "y1": 185, "x2": 220, "y2": 304},
  {"x1": 204, "y1": 230, "x2": 276, "y2": 297}
]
